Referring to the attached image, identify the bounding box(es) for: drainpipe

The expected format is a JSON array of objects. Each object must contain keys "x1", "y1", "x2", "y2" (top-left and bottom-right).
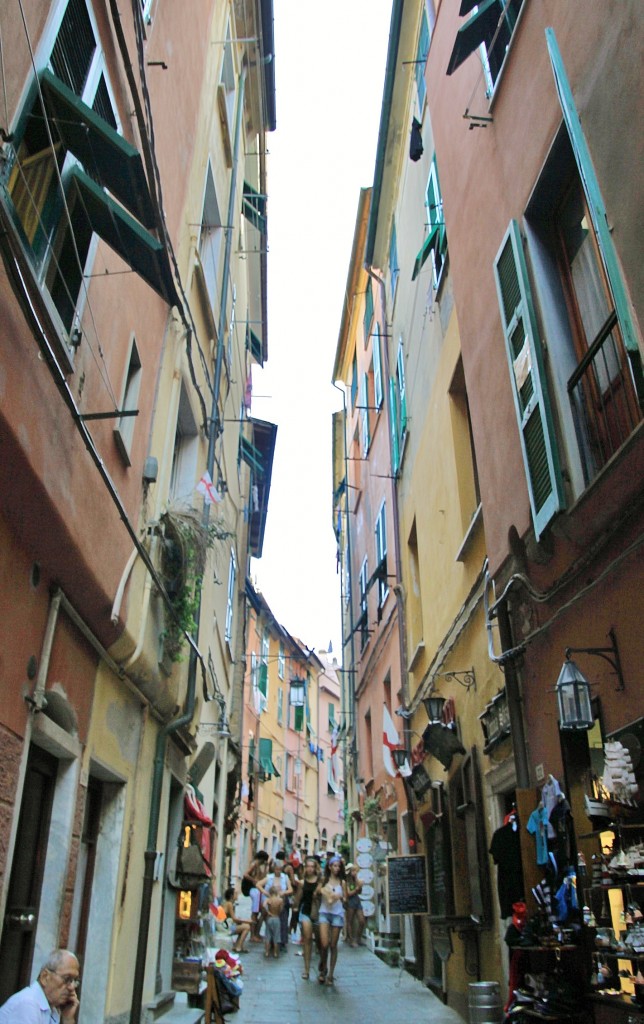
[
  {"x1": 331, "y1": 381, "x2": 357, "y2": 831},
  {"x1": 129, "y1": 647, "x2": 200, "y2": 1024},
  {"x1": 130, "y1": 63, "x2": 248, "y2": 1024}
]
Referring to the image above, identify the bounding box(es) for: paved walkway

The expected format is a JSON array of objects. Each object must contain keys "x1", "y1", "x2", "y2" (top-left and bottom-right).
[{"x1": 227, "y1": 938, "x2": 467, "y2": 1024}]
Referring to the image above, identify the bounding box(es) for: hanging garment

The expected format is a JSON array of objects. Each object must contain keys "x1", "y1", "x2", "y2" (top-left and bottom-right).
[
  {"x1": 526, "y1": 805, "x2": 550, "y2": 866},
  {"x1": 490, "y1": 820, "x2": 524, "y2": 917}
]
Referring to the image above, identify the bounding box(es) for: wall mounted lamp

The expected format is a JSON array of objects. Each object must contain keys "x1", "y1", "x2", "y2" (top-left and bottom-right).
[
  {"x1": 422, "y1": 695, "x2": 447, "y2": 724},
  {"x1": 556, "y1": 628, "x2": 625, "y2": 731}
]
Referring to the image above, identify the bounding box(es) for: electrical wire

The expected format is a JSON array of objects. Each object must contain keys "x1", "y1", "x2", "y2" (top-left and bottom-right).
[{"x1": 127, "y1": 0, "x2": 214, "y2": 427}]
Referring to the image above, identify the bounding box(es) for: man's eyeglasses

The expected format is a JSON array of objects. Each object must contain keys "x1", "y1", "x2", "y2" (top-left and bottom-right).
[{"x1": 50, "y1": 971, "x2": 80, "y2": 988}]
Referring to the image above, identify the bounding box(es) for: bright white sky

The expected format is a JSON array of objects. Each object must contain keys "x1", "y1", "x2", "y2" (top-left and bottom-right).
[{"x1": 250, "y1": 0, "x2": 393, "y2": 660}]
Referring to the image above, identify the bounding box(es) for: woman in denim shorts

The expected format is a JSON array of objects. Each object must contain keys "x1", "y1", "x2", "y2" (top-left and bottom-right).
[
  {"x1": 317, "y1": 857, "x2": 347, "y2": 985},
  {"x1": 298, "y1": 857, "x2": 322, "y2": 980}
]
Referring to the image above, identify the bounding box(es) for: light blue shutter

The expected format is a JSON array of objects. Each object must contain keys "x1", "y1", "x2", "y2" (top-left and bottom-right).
[
  {"x1": 389, "y1": 377, "x2": 400, "y2": 475},
  {"x1": 493, "y1": 220, "x2": 564, "y2": 538},
  {"x1": 373, "y1": 324, "x2": 383, "y2": 408},
  {"x1": 545, "y1": 28, "x2": 638, "y2": 357},
  {"x1": 361, "y1": 373, "x2": 370, "y2": 455},
  {"x1": 416, "y1": 9, "x2": 429, "y2": 108}
]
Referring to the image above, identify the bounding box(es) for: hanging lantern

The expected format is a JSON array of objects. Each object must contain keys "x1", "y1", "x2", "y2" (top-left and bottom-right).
[
  {"x1": 556, "y1": 658, "x2": 593, "y2": 730},
  {"x1": 422, "y1": 695, "x2": 446, "y2": 724},
  {"x1": 289, "y1": 677, "x2": 306, "y2": 707}
]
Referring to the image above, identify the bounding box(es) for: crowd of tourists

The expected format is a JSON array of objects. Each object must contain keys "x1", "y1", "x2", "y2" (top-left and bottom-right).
[{"x1": 226, "y1": 848, "x2": 366, "y2": 987}]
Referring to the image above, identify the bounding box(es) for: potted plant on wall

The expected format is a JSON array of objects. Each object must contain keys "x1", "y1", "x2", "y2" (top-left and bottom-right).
[{"x1": 159, "y1": 505, "x2": 230, "y2": 664}]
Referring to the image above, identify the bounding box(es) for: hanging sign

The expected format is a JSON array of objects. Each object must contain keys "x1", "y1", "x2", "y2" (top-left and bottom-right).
[
  {"x1": 357, "y1": 868, "x2": 374, "y2": 884},
  {"x1": 357, "y1": 853, "x2": 373, "y2": 869},
  {"x1": 356, "y1": 837, "x2": 373, "y2": 853}
]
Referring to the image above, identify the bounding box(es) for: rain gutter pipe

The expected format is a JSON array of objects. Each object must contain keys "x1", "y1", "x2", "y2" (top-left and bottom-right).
[
  {"x1": 130, "y1": 66, "x2": 247, "y2": 1024},
  {"x1": 331, "y1": 381, "x2": 357, "y2": 787},
  {"x1": 364, "y1": 0, "x2": 404, "y2": 269}
]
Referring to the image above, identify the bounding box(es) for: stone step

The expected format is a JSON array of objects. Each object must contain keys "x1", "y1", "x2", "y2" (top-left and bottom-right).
[{"x1": 156, "y1": 1008, "x2": 204, "y2": 1024}]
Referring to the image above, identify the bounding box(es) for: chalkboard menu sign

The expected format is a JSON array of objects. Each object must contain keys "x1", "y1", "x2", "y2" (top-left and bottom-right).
[{"x1": 386, "y1": 855, "x2": 429, "y2": 916}]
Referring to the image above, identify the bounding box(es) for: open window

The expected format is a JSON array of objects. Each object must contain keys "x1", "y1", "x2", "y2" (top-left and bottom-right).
[
  {"x1": 113, "y1": 336, "x2": 142, "y2": 465},
  {"x1": 169, "y1": 384, "x2": 199, "y2": 504},
  {"x1": 446, "y1": 0, "x2": 525, "y2": 93},
  {"x1": 2, "y1": 0, "x2": 175, "y2": 348},
  {"x1": 413, "y1": 156, "x2": 447, "y2": 290}
]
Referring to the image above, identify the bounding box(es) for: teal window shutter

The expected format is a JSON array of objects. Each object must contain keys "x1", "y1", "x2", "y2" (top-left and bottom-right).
[
  {"x1": 397, "y1": 344, "x2": 407, "y2": 436},
  {"x1": 373, "y1": 324, "x2": 383, "y2": 409},
  {"x1": 412, "y1": 224, "x2": 441, "y2": 281},
  {"x1": 40, "y1": 69, "x2": 156, "y2": 228},
  {"x1": 447, "y1": 0, "x2": 500, "y2": 74},
  {"x1": 493, "y1": 220, "x2": 565, "y2": 538},
  {"x1": 67, "y1": 168, "x2": 177, "y2": 306},
  {"x1": 389, "y1": 376, "x2": 400, "y2": 475},
  {"x1": 415, "y1": 9, "x2": 430, "y2": 108},
  {"x1": 248, "y1": 737, "x2": 255, "y2": 774},
  {"x1": 360, "y1": 373, "x2": 370, "y2": 455},
  {"x1": 239, "y1": 435, "x2": 264, "y2": 476},
  {"x1": 246, "y1": 324, "x2": 263, "y2": 364},
  {"x1": 389, "y1": 220, "x2": 400, "y2": 300},
  {"x1": 363, "y1": 279, "x2": 374, "y2": 345},
  {"x1": 294, "y1": 705, "x2": 304, "y2": 732},
  {"x1": 545, "y1": 28, "x2": 638, "y2": 356},
  {"x1": 350, "y1": 353, "x2": 359, "y2": 408},
  {"x1": 242, "y1": 181, "x2": 267, "y2": 233},
  {"x1": 258, "y1": 663, "x2": 268, "y2": 697},
  {"x1": 259, "y1": 737, "x2": 279, "y2": 779}
]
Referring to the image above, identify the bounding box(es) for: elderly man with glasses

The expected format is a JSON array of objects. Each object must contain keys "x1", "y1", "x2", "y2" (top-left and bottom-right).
[{"x1": 0, "y1": 949, "x2": 80, "y2": 1023}]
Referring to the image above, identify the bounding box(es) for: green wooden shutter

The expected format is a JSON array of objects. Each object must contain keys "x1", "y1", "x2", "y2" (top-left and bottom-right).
[
  {"x1": 41, "y1": 69, "x2": 156, "y2": 227},
  {"x1": 545, "y1": 28, "x2": 638, "y2": 356},
  {"x1": 258, "y1": 663, "x2": 268, "y2": 697},
  {"x1": 493, "y1": 220, "x2": 564, "y2": 538},
  {"x1": 389, "y1": 377, "x2": 400, "y2": 474},
  {"x1": 416, "y1": 9, "x2": 430, "y2": 107},
  {"x1": 294, "y1": 705, "x2": 304, "y2": 732},
  {"x1": 363, "y1": 278, "x2": 374, "y2": 344}
]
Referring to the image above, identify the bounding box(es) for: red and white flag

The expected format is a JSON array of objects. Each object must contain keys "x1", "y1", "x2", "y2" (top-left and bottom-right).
[{"x1": 196, "y1": 470, "x2": 222, "y2": 505}]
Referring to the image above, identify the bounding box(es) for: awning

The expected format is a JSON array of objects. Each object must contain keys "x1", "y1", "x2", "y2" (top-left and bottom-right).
[
  {"x1": 422, "y1": 723, "x2": 466, "y2": 771},
  {"x1": 41, "y1": 69, "x2": 156, "y2": 227},
  {"x1": 446, "y1": 0, "x2": 501, "y2": 76}
]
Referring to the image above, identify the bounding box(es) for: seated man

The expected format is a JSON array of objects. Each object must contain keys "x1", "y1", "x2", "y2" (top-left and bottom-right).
[{"x1": 0, "y1": 948, "x2": 80, "y2": 1023}]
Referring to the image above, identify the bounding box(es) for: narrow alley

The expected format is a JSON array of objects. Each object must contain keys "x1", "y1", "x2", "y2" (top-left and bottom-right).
[{"x1": 0, "y1": 1, "x2": 642, "y2": 1024}]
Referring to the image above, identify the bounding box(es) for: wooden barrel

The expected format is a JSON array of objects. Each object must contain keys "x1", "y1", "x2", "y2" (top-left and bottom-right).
[{"x1": 468, "y1": 981, "x2": 503, "y2": 1024}]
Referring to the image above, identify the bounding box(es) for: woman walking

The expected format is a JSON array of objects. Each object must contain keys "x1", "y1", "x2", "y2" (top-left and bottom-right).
[
  {"x1": 316, "y1": 856, "x2": 346, "y2": 985},
  {"x1": 298, "y1": 856, "x2": 322, "y2": 979},
  {"x1": 345, "y1": 864, "x2": 365, "y2": 946}
]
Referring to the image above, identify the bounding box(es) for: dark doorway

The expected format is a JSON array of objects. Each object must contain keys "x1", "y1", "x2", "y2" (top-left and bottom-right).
[{"x1": 0, "y1": 745, "x2": 58, "y2": 1003}]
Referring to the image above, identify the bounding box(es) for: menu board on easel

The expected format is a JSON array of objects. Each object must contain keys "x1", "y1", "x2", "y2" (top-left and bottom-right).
[{"x1": 386, "y1": 854, "x2": 429, "y2": 915}]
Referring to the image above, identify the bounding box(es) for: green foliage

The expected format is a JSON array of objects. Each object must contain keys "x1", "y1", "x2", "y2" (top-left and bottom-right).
[{"x1": 160, "y1": 506, "x2": 230, "y2": 662}]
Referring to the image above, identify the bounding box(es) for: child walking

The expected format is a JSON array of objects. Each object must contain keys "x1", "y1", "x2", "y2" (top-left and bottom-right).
[{"x1": 264, "y1": 886, "x2": 283, "y2": 959}]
